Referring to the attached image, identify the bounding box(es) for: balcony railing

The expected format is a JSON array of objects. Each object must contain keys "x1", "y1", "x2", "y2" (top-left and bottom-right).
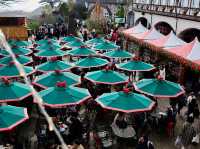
[
  {"x1": 132, "y1": 3, "x2": 200, "y2": 21},
  {"x1": 86, "y1": 0, "x2": 127, "y2": 5}
]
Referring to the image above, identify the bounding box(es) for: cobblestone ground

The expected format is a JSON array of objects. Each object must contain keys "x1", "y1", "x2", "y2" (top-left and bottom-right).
[{"x1": 148, "y1": 100, "x2": 200, "y2": 149}]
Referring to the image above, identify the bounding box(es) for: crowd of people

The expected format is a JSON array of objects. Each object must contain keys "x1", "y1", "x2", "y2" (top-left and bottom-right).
[
  {"x1": 33, "y1": 23, "x2": 68, "y2": 41},
  {"x1": 1, "y1": 23, "x2": 200, "y2": 149}
]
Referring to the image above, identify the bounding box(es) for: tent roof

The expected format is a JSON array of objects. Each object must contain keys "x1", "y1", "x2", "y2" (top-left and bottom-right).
[
  {"x1": 166, "y1": 38, "x2": 200, "y2": 65},
  {"x1": 123, "y1": 23, "x2": 148, "y2": 35},
  {"x1": 132, "y1": 28, "x2": 164, "y2": 40},
  {"x1": 147, "y1": 31, "x2": 186, "y2": 48}
]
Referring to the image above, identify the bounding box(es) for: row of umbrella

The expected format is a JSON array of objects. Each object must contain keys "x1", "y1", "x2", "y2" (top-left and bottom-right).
[
  {"x1": 0, "y1": 72, "x2": 184, "y2": 105},
  {"x1": 0, "y1": 76, "x2": 184, "y2": 131},
  {"x1": 0, "y1": 35, "x2": 185, "y2": 132}
]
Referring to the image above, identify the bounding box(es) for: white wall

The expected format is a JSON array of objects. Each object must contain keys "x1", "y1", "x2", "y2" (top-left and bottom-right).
[{"x1": 134, "y1": 11, "x2": 200, "y2": 34}]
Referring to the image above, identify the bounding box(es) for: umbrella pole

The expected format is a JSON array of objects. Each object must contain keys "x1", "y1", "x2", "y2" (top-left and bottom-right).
[
  {"x1": 135, "y1": 71, "x2": 139, "y2": 81},
  {"x1": 132, "y1": 72, "x2": 135, "y2": 82}
]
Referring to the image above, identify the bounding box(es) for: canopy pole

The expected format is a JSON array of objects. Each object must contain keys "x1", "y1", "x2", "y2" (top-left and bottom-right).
[{"x1": 178, "y1": 64, "x2": 185, "y2": 85}]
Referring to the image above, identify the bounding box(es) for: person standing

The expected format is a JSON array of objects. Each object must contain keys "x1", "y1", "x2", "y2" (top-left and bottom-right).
[
  {"x1": 159, "y1": 65, "x2": 166, "y2": 80},
  {"x1": 111, "y1": 28, "x2": 119, "y2": 44},
  {"x1": 83, "y1": 30, "x2": 88, "y2": 42}
]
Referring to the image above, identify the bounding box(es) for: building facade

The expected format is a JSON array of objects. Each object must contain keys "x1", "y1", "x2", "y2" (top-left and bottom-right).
[
  {"x1": 0, "y1": 16, "x2": 28, "y2": 40},
  {"x1": 126, "y1": 0, "x2": 200, "y2": 42},
  {"x1": 83, "y1": 0, "x2": 128, "y2": 20}
]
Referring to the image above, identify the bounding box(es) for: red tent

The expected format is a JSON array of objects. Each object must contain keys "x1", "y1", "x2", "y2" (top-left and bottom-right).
[
  {"x1": 147, "y1": 31, "x2": 185, "y2": 49},
  {"x1": 123, "y1": 23, "x2": 148, "y2": 35},
  {"x1": 165, "y1": 38, "x2": 200, "y2": 65},
  {"x1": 131, "y1": 28, "x2": 164, "y2": 41}
]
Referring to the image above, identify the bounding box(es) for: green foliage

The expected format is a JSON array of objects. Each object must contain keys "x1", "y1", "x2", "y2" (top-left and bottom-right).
[
  {"x1": 27, "y1": 20, "x2": 40, "y2": 30},
  {"x1": 85, "y1": 19, "x2": 104, "y2": 34},
  {"x1": 116, "y1": 5, "x2": 125, "y2": 18},
  {"x1": 59, "y1": 2, "x2": 69, "y2": 16}
]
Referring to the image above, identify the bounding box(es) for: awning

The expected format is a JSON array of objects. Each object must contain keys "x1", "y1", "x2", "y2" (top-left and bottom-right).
[
  {"x1": 131, "y1": 28, "x2": 164, "y2": 41},
  {"x1": 165, "y1": 38, "x2": 200, "y2": 65},
  {"x1": 122, "y1": 23, "x2": 148, "y2": 35},
  {"x1": 147, "y1": 31, "x2": 186, "y2": 49}
]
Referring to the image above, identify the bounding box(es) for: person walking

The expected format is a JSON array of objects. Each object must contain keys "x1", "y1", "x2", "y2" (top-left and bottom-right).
[{"x1": 179, "y1": 119, "x2": 196, "y2": 149}]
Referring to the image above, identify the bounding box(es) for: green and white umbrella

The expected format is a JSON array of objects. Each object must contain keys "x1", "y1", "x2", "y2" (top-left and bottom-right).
[
  {"x1": 62, "y1": 35, "x2": 79, "y2": 43},
  {"x1": 67, "y1": 40, "x2": 85, "y2": 48},
  {"x1": 8, "y1": 40, "x2": 31, "y2": 47},
  {"x1": 36, "y1": 39, "x2": 58, "y2": 46},
  {"x1": 35, "y1": 49, "x2": 65, "y2": 58},
  {"x1": 104, "y1": 49, "x2": 133, "y2": 59},
  {"x1": 0, "y1": 55, "x2": 32, "y2": 66},
  {"x1": 0, "y1": 63, "x2": 34, "y2": 78},
  {"x1": 116, "y1": 60, "x2": 155, "y2": 72},
  {"x1": 93, "y1": 41, "x2": 118, "y2": 51},
  {"x1": 0, "y1": 47, "x2": 31, "y2": 56},
  {"x1": 96, "y1": 89, "x2": 155, "y2": 113},
  {"x1": 37, "y1": 42, "x2": 61, "y2": 51},
  {"x1": 0, "y1": 105, "x2": 29, "y2": 131},
  {"x1": 33, "y1": 71, "x2": 80, "y2": 89},
  {"x1": 75, "y1": 57, "x2": 109, "y2": 68},
  {"x1": 67, "y1": 46, "x2": 96, "y2": 57},
  {"x1": 85, "y1": 69, "x2": 128, "y2": 85},
  {"x1": 38, "y1": 82, "x2": 91, "y2": 108},
  {"x1": 134, "y1": 78, "x2": 185, "y2": 98},
  {"x1": 86, "y1": 37, "x2": 105, "y2": 45},
  {"x1": 0, "y1": 79, "x2": 32, "y2": 102},
  {"x1": 36, "y1": 60, "x2": 73, "y2": 72}
]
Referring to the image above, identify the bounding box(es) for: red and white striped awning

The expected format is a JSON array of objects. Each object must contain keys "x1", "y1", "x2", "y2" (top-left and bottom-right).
[
  {"x1": 131, "y1": 28, "x2": 164, "y2": 41},
  {"x1": 147, "y1": 31, "x2": 186, "y2": 49},
  {"x1": 123, "y1": 23, "x2": 148, "y2": 35},
  {"x1": 166, "y1": 38, "x2": 200, "y2": 65}
]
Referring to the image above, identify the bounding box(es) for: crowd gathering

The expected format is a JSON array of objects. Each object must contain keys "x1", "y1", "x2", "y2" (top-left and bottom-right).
[{"x1": 0, "y1": 22, "x2": 200, "y2": 149}]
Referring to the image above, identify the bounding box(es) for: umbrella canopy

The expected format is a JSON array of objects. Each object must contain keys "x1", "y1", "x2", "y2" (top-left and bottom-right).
[
  {"x1": 134, "y1": 78, "x2": 185, "y2": 98},
  {"x1": 35, "y1": 49, "x2": 65, "y2": 57},
  {"x1": 85, "y1": 69, "x2": 128, "y2": 85},
  {"x1": 62, "y1": 35, "x2": 79, "y2": 43},
  {"x1": 86, "y1": 37, "x2": 105, "y2": 45},
  {"x1": 96, "y1": 89, "x2": 155, "y2": 113},
  {"x1": 0, "y1": 63, "x2": 33, "y2": 78},
  {"x1": 67, "y1": 40, "x2": 85, "y2": 48},
  {"x1": 116, "y1": 60, "x2": 155, "y2": 72},
  {"x1": 0, "y1": 78, "x2": 32, "y2": 102},
  {"x1": 38, "y1": 82, "x2": 91, "y2": 108},
  {"x1": 75, "y1": 57, "x2": 109, "y2": 68},
  {"x1": 0, "y1": 47, "x2": 31, "y2": 56},
  {"x1": 67, "y1": 46, "x2": 96, "y2": 57},
  {"x1": 8, "y1": 40, "x2": 31, "y2": 47},
  {"x1": 37, "y1": 42, "x2": 61, "y2": 51},
  {"x1": 36, "y1": 39, "x2": 58, "y2": 46},
  {"x1": 0, "y1": 55, "x2": 32, "y2": 65},
  {"x1": 104, "y1": 49, "x2": 133, "y2": 59},
  {"x1": 36, "y1": 59, "x2": 72, "y2": 72},
  {"x1": 0, "y1": 105, "x2": 29, "y2": 131},
  {"x1": 33, "y1": 71, "x2": 80, "y2": 89},
  {"x1": 93, "y1": 41, "x2": 118, "y2": 51}
]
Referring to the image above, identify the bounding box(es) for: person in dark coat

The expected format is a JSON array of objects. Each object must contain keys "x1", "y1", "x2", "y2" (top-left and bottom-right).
[
  {"x1": 66, "y1": 117, "x2": 83, "y2": 144},
  {"x1": 83, "y1": 30, "x2": 88, "y2": 42}
]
